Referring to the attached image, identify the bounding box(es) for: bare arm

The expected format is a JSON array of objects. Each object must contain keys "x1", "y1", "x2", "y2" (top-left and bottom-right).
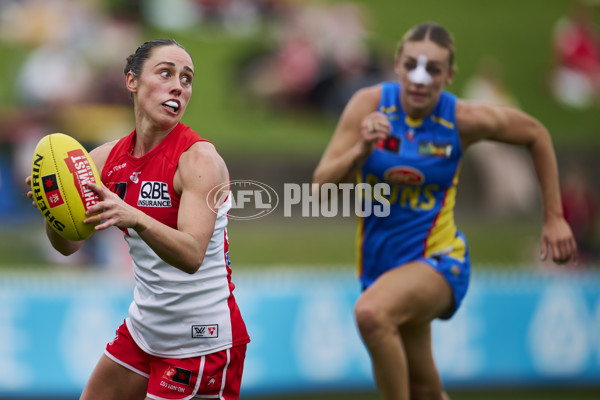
[
  {"x1": 456, "y1": 100, "x2": 578, "y2": 264},
  {"x1": 84, "y1": 141, "x2": 227, "y2": 274},
  {"x1": 313, "y1": 85, "x2": 391, "y2": 187}
]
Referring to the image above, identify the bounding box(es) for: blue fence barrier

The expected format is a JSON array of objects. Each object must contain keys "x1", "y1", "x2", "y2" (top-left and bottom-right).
[{"x1": 0, "y1": 267, "x2": 599, "y2": 398}]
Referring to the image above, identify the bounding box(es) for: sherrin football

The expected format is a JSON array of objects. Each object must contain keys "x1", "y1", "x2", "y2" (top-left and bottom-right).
[{"x1": 31, "y1": 133, "x2": 101, "y2": 241}]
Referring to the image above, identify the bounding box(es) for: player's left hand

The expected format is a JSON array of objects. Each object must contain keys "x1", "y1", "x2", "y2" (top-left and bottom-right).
[
  {"x1": 540, "y1": 217, "x2": 578, "y2": 265},
  {"x1": 83, "y1": 182, "x2": 140, "y2": 230}
]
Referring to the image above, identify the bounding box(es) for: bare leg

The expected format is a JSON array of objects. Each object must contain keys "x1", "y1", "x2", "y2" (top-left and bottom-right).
[
  {"x1": 354, "y1": 262, "x2": 453, "y2": 400},
  {"x1": 402, "y1": 323, "x2": 448, "y2": 400},
  {"x1": 359, "y1": 313, "x2": 409, "y2": 399},
  {"x1": 80, "y1": 354, "x2": 148, "y2": 400}
]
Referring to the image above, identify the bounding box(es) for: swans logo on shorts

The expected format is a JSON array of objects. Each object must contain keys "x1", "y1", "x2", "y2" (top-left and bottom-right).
[
  {"x1": 138, "y1": 181, "x2": 172, "y2": 207},
  {"x1": 163, "y1": 366, "x2": 192, "y2": 386}
]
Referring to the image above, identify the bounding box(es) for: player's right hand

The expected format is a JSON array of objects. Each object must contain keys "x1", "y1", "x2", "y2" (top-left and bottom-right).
[{"x1": 361, "y1": 112, "x2": 391, "y2": 145}]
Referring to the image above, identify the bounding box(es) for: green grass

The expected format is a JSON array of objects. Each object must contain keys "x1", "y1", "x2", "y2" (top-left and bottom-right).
[
  {"x1": 0, "y1": 213, "x2": 542, "y2": 269},
  {"x1": 226, "y1": 215, "x2": 541, "y2": 268},
  {"x1": 258, "y1": 387, "x2": 600, "y2": 400}
]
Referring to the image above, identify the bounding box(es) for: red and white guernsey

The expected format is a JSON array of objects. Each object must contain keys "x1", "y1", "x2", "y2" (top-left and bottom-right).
[{"x1": 101, "y1": 122, "x2": 249, "y2": 358}]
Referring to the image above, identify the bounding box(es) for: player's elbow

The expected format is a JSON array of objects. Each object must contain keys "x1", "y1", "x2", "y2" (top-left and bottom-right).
[
  {"x1": 526, "y1": 119, "x2": 550, "y2": 148},
  {"x1": 182, "y1": 261, "x2": 202, "y2": 274},
  {"x1": 49, "y1": 235, "x2": 83, "y2": 256},
  {"x1": 176, "y1": 249, "x2": 205, "y2": 274},
  {"x1": 52, "y1": 241, "x2": 82, "y2": 257}
]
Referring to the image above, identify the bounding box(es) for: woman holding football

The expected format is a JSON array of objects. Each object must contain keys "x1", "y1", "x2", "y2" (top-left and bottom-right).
[
  {"x1": 313, "y1": 22, "x2": 578, "y2": 400},
  {"x1": 27, "y1": 39, "x2": 249, "y2": 400}
]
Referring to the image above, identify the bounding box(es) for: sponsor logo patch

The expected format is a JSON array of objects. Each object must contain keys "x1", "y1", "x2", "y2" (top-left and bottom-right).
[
  {"x1": 192, "y1": 324, "x2": 219, "y2": 338},
  {"x1": 114, "y1": 182, "x2": 127, "y2": 200},
  {"x1": 418, "y1": 141, "x2": 453, "y2": 158},
  {"x1": 383, "y1": 166, "x2": 425, "y2": 186},
  {"x1": 65, "y1": 150, "x2": 99, "y2": 211},
  {"x1": 163, "y1": 366, "x2": 192, "y2": 386},
  {"x1": 377, "y1": 135, "x2": 401, "y2": 153},
  {"x1": 130, "y1": 171, "x2": 141, "y2": 183},
  {"x1": 42, "y1": 174, "x2": 65, "y2": 208},
  {"x1": 451, "y1": 265, "x2": 461, "y2": 277},
  {"x1": 138, "y1": 181, "x2": 172, "y2": 207},
  {"x1": 106, "y1": 162, "x2": 127, "y2": 177}
]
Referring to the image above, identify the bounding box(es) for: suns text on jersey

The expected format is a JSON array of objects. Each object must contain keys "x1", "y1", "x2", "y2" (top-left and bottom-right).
[{"x1": 364, "y1": 173, "x2": 438, "y2": 211}]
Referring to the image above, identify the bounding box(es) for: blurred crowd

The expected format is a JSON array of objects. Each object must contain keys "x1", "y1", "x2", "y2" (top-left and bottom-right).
[
  {"x1": 463, "y1": 52, "x2": 600, "y2": 266},
  {"x1": 0, "y1": 0, "x2": 143, "y2": 270},
  {"x1": 144, "y1": 0, "x2": 391, "y2": 116},
  {"x1": 549, "y1": 0, "x2": 600, "y2": 109},
  {"x1": 0, "y1": 0, "x2": 391, "y2": 269},
  {"x1": 0, "y1": 0, "x2": 141, "y2": 189},
  {"x1": 232, "y1": 1, "x2": 391, "y2": 117},
  {"x1": 0, "y1": 0, "x2": 598, "y2": 267},
  {"x1": 459, "y1": 0, "x2": 600, "y2": 266}
]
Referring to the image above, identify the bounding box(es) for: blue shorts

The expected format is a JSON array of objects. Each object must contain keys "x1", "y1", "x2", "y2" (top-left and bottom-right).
[
  {"x1": 361, "y1": 232, "x2": 471, "y2": 320},
  {"x1": 421, "y1": 247, "x2": 471, "y2": 320}
]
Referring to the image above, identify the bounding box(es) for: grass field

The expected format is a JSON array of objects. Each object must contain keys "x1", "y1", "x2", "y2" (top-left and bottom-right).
[
  {"x1": 0, "y1": 214, "x2": 542, "y2": 268},
  {"x1": 260, "y1": 388, "x2": 600, "y2": 400}
]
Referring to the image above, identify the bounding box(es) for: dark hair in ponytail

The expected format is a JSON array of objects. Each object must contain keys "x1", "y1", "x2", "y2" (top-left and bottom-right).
[{"x1": 124, "y1": 38, "x2": 190, "y2": 76}]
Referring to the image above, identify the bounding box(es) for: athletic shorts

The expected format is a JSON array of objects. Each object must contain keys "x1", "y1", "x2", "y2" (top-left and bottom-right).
[
  {"x1": 421, "y1": 236, "x2": 471, "y2": 320},
  {"x1": 105, "y1": 321, "x2": 246, "y2": 400}
]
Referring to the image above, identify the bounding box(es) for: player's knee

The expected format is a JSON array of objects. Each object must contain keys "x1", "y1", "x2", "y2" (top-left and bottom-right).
[{"x1": 354, "y1": 298, "x2": 392, "y2": 344}]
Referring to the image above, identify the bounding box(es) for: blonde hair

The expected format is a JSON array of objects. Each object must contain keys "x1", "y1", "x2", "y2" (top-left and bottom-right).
[{"x1": 396, "y1": 22, "x2": 455, "y2": 68}]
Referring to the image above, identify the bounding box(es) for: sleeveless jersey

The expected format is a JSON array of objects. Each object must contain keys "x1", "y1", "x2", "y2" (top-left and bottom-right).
[
  {"x1": 357, "y1": 82, "x2": 467, "y2": 288},
  {"x1": 101, "y1": 122, "x2": 249, "y2": 358}
]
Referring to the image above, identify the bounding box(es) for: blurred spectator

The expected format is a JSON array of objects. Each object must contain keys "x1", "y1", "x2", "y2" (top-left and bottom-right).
[
  {"x1": 462, "y1": 56, "x2": 538, "y2": 217},
  {"x1": 235, "y1": 1, "x2": 388, "y2": 114},
  {"x1": 142, "y1": 0, "x2": 273, "y2": 36},
  {"x1": 141, "y1": 0, "x2": 389, "y2": 115},
  {"x1": 0, "y1": 109, "x2": 51, "y2": 184},
  {"x1": 463, "y1": 56, "x2": 519, "y2": 106},
  {"x1": 0, "y1": 0, "x2": 139, "y2": 271},
  {"x1": 550, "y1": 0, "x2": 600, "y2": 109},
  {"x1": 221, "y1": 0, "x2": 264, "y2": 37},
  {"x1": 561, "y1": 163, "x2": 600, "y2": 265},
  {"x1": 17, "y1": 42, "x2": 94, "y2": 106},
  {"x1": 142, "y1": 0, "x2": 201, "y2": 31},
  {"x1": 1, "y1": 0, "x2": 141, "y2": 105}
]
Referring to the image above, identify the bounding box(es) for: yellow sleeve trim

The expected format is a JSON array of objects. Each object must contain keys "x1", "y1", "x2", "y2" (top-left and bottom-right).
[
  {"x1": 379, "y1": 105, "x2": 398, "y2": 114},
  {"x1": 431, "y1": 115, "x2": 455, "y2": 130}
]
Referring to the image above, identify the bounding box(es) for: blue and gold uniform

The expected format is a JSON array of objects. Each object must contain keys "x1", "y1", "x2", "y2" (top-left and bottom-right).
[{"x1": 358, "y1": 82, "x2": 470, "y2": 318}]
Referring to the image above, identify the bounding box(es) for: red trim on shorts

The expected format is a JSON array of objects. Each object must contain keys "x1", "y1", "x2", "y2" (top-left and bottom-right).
[{"x1": 105, "y1": 321, "x2": 246, "y2": 400}]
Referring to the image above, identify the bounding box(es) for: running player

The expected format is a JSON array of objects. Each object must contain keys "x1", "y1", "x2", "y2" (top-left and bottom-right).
[
  {"x1": 27, "y1": 39, "x2": 249, "y2": 400},
  {"x1": 313, "y1": 22, "x2": 578, "y2": 400}
]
